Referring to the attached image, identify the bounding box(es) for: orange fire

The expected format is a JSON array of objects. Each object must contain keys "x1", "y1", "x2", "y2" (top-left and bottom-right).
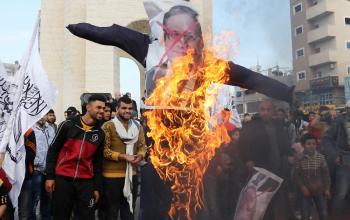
[{"x1": 144, "y1": 48, "x2": 231, "y2": 220}]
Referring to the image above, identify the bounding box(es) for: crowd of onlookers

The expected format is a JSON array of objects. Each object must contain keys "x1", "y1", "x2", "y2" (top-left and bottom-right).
[
  {"x1": 211, "y1": 101, "x2": 350, "y2": 220},
  {"x1": 2, "y1": 91, "x2": 350, "y2": 220},
  {"x1": 0, "y1": 92, "x2": 142, "y2": 220}
]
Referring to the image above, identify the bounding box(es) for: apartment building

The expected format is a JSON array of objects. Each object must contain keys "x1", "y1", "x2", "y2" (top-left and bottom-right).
[{"x1": 290, "y1": 0, "x2": 350, "y2": 107}]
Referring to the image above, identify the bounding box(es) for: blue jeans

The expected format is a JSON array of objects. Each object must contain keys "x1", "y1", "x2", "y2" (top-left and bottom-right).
[
  {"x1": 18, "y1": 179, "x2": 34, "y2": 220},
  {"x1": 32, "y1": 171, "x2": 51, "y2": 220},
  {"x1": 300, "y1": 193, "x2": 328, "y2": 220},
  {"x1": 332, "y1": 165, "x2": 350, "y2": 212}
]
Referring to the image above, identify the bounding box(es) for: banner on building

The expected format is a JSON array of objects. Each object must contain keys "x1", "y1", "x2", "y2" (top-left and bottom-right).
[{"x1": 344, "y1": 76, "x2": 350, "y2": 103}]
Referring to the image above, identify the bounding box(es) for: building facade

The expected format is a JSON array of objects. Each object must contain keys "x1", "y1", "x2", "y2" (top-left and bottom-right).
[
  {"x1": 2, "y1": 61, "x2": 19, "y2": 82},
  {"x1": 3, "y1": 62, "x2": 16, "y2": 76},
  {"x1": 290, "y1": 0, "x2": 350, "y2": 108},
  {"x1": 39, "y1": 0, "x2": 212, "y2": 121}
]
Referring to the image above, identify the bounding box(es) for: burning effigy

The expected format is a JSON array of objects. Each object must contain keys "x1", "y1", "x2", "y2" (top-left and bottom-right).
[
  {"x1": 67, "y1": 1, "x2": 294, "y2": 219},
  {"x1": 144, "y1": 48, "x2": 231, "y2": 219}
]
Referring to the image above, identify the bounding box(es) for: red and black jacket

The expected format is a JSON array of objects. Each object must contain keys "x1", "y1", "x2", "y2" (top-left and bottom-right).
[
  {"x1": 46, "y1": 116, "x2": 104, "y2": 191},
  {"x1": 0, "y1": 168, "x2": 12, "y2": 206},
  {"x1": 24, "y1": 128, "x2": 36, "y2": 180}
]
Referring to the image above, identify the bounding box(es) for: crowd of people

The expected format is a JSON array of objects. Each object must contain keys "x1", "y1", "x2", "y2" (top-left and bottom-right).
[
  {"x1": 1, "y1": 89, "x2": 350, "y2": 220},
  {"x1": 0, "y1": 92, "x2": 143, "y2": 220},
  {"x1": 226, "y1": 101, "x2": 350, "y2": 220},
  {"x1": 1, "y1": 2, "x2": 350, "y2": 220}
]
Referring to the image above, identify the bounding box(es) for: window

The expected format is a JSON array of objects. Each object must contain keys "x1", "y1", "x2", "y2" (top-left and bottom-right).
[
  {"x1": 297, "y1": 71, "x2": 306, "y2": 80},
  {"x1": 347, "y1": 65, "x2": 350, "y2": 75},
  {"x1": 345, "y1": 17, "x2": 350, "y2": 25},
  {"x1": 320, "y1": 93, "x2": 333, "y2": 105},
  {"x1": 294, "y1": 3, "x2": 302, "y2": 14},
  {"x1": 237, "y1": 104, "x2": 243, "y2": 114},
  {"x1": 346, "y1": 41, "x2": 350, "y2": 49},
  {"x1": 315, "y1": 72, "x2": 322, "y2": 78},
  {"x1": 296, "y1": 48, "x2": 305, "y2": 58},
  {"x1": 313, "y1": 47, "x2": 321, "y2": 54},
  {"x1": 295, "y1": 26, "x2": 303, "y2": 35}
]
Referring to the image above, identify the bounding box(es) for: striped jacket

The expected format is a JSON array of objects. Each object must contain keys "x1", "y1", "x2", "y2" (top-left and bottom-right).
[{"x1": 294, "y1": 151, "x2": 331, "y2": 195}]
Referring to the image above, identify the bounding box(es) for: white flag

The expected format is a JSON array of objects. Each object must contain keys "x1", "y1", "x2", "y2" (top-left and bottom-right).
[
  {"x1": 0, "y1": 18, "x2": 58, "y2": 207},
  {"x1": 0, "y1": 60, "x2": 13, "y2": 142}
]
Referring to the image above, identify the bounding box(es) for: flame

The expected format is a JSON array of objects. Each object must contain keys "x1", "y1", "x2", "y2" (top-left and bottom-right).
[{"x1": 144, "y1": 47, "x2": 232, "y2": 220}]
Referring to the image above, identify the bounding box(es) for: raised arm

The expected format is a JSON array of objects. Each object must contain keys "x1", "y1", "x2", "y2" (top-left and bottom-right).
[
  {"x1": 66, "y1": 23, "x2": 151, "y2": 67},
  {"x1": 227, "y1": 62, "x2": 294, "y2": 104}
]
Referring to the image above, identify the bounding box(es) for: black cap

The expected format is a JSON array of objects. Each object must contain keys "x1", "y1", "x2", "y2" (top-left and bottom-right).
[{"x1": 66, "y1": 106, "x2": 78, "y2": 116}]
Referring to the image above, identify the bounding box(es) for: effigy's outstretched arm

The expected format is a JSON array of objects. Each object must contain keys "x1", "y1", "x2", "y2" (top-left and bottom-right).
[
  {"x1": 227, "y1": 62, "x2": 294, "y2": 104},
  {"x1": 66, "y1": 23, "x2": 151, "y2": 67}
]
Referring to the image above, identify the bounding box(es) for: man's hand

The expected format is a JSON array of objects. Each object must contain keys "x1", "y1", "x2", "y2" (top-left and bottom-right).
[
  {"x1": 131, "y1": 155, "x2": 143, "y2": 165},
  {"x1": 93, "y1": 190, "x2": 100, "y2": 203},
  {"x1": 246, "y1": 161, "x2": 255, "y2": 172},
  {"x1": 216, "y1": 166, "x2": 223, "y2": 175},
  {"x1": 325, "y1": 190, "x2": 331, "y2": 200},
  {"x1": 335, "y1": 156, "x2": 341, "y2": 166},
  {"x1": 288, "y1": 156, "x2": 295, "y2": 164},
  {"x1": 121, "y1": 154, "x2": 136, "y2": 163},
  {"x1": 301, "y1": 186, "x2": 311, "y2": 197},
  {"x1": 45, "y1": 180, "x2": 55, "y2": 193},
  {"x1": 0, "y1": 204, "x2": 7, "y2": 218}
]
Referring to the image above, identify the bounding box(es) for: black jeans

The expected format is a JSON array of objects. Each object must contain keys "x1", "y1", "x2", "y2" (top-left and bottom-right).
[
  {"x1": 52, "y1": 176, "x2": 95, "y2": 220},
  {"x1": 139, "y1": 163, "x2": 172, "y2": 220},
  {"x1": 103, "y1": 176, "x2": 137, "y2": 220}
]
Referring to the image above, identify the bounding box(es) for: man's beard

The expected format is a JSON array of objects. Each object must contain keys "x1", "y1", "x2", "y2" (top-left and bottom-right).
[{"x1": 119, "y1": 114, "x2": 131, "y2": 121}]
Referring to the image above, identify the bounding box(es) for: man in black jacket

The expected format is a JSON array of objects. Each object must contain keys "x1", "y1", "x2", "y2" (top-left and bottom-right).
[
  {"x1": 45, "y1": 95, "x2": 106, "y2": 220},
  {"x1": 239, "y1": 100, "x2": 292, "y2": 220},
  {"x1": 323, "y1": 108, "x2": 350, "y2": 215}
]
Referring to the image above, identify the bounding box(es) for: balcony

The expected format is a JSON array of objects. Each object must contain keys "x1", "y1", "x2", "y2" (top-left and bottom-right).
[
  {"x1": 306, "y1": 1, "x2": 335, "y2": 21},
  {"x1": 307, "y1": 25, "x2": 336, "y2": 44},
  {"x1": 308, "y1": 50, "x2": 337, "y2": 67},
  {"x1": 310, "y1": 76, "x2": 339, "y2": 90}
]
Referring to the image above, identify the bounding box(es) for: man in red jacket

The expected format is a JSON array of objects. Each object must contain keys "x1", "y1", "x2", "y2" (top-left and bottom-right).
[{"x1": 45, "y1": 94, "x2": 106, "y2": 220}]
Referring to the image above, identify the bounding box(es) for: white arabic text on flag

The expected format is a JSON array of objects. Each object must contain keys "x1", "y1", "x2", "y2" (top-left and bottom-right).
[{"x1": 0, "y1": 59, "x2": 14, "y2": 148}]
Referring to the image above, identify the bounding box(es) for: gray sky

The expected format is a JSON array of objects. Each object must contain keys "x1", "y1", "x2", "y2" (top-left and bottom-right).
[
  {"x1": 0, "y1": 0, "x2": 293, "y2": 101},
  {"x1": 213, "y1": 0, "x2": 292, "y2": 70}
]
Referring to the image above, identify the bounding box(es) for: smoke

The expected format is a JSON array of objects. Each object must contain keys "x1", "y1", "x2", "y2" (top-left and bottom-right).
[{"x1": 213, "y1": 0, "x2": 292, "y2": 69}]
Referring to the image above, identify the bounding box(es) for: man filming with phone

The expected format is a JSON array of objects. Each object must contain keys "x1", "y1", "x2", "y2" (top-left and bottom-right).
[{"x1": 101, "y1": 96, "x2": 146, "y2": 220}]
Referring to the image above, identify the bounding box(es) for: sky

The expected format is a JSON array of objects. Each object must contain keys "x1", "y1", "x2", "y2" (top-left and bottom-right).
[
  {"x1": 213, "y1": 0, "x2": 292, "y2": 70},
  {"x1": 0, "y1": 0, "x2": 293, "y2": 101}
]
